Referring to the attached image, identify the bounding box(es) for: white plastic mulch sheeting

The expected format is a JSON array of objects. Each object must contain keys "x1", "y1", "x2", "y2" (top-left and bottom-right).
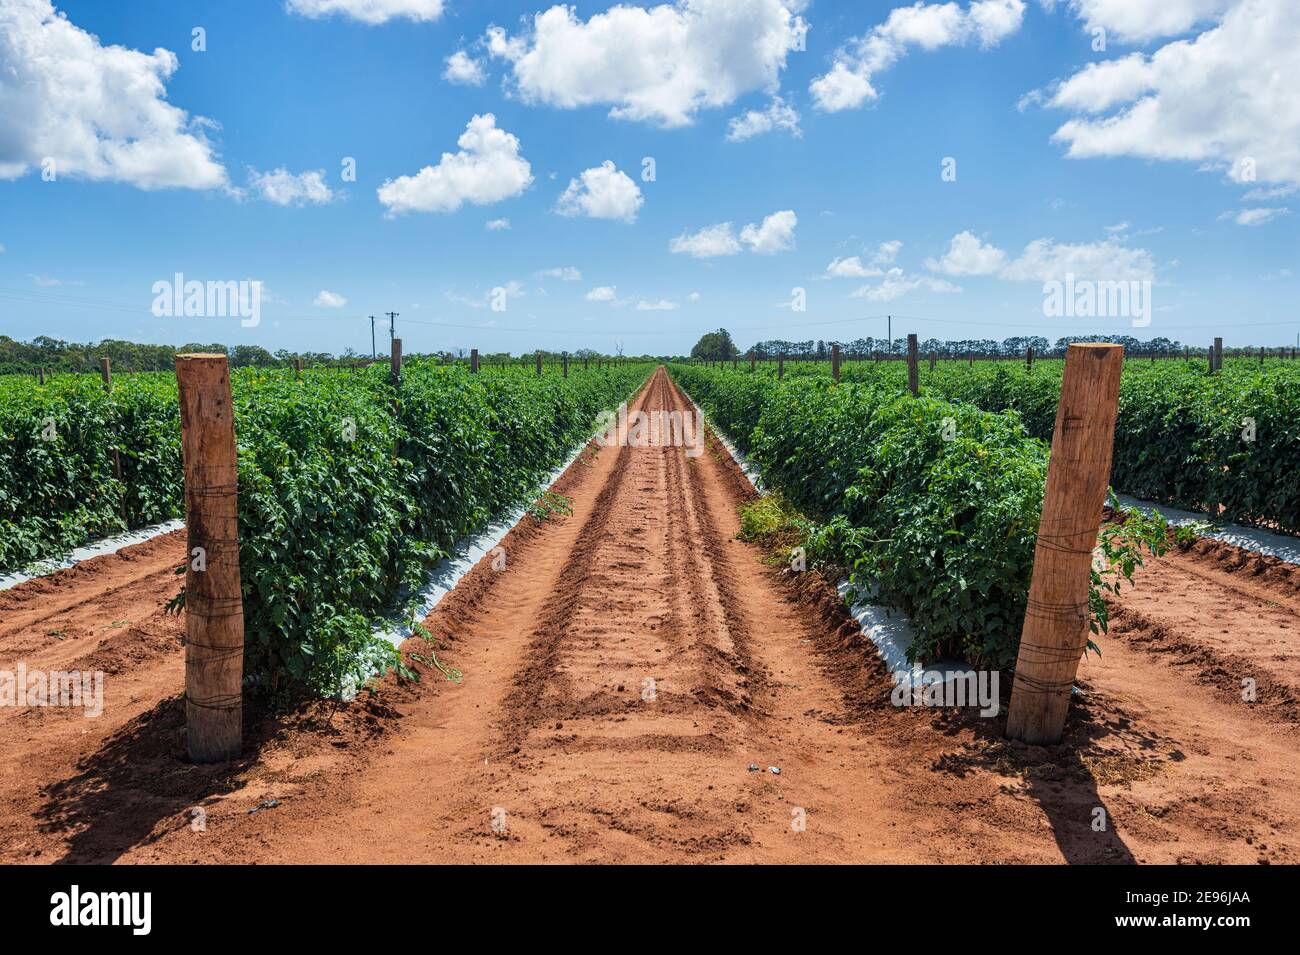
[
  {"x1": 1116, "y1": 494, "x2": 1300, "y2": 567},
  {"x1": 0, "y1": 519, "x2": 185, "y2": 592}
]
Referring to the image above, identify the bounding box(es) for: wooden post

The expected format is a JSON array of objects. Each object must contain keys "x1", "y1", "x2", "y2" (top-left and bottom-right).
[
  {"x1": 907, "y1": 334, "x2": 919, "y2": 396},
  {"x1": 99, "y1": 358, "x2": 123, "y2": 480},
  {"x1": 750, "y1": 352, "x2": 756, "y2": 372},
  {"x1": 1005, "y1": 344, "x2": 1124, "y2": 745},
  {"x1": 832, "y1": 343, "x2": 841, "y2": 382},
  {"x1": 535, "y1": 351, "x2": 542, "y2": 376},
  {"x1": 100, "y1": 357, "x2": 112, "y2": 391},
  {"x1": 1214, "y1": 337, "x2": 1223, "y2": 373},
  {"x1": 175, "y1": 354, "x2": 244, "y2": 763},
  {"x1": 38, "y1": 367, "x2": 45, "y2": 385},
  {"x1": 390, "y1": 338, "x2": 402, "y2": 389},
  {"x1": 563, "y1": 354, "x2": 569, "y2": 378},
  {"x1": 1026, "y1": 346, "x2": 1034, "y2": 370},
  {"x1": 778, "y1": 354, "x2": 785, "y2": 379},
  {"x1": 471, "y1": 348, "x2": 479, "y2": 373},
  {"x1": 929, "y1": 352, "x2": 936, "y2": 372}
]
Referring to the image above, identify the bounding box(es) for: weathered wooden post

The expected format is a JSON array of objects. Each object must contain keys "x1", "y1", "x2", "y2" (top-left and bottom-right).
[
  {"x1": 38, "y1": 367, "x2": 45, "y2": 385},
  {"x1": 563, "y1": 354, "x2": 569, "y2": 378},
  {"x1": 470, "y1": 348, "x2": 479, "y2": 374},
  {"x1": 1214, "y1": 337, "x2": 1223, "y2": 373},
  {"x1": 1005, "y1": 343, "x2": 1124, "y2": 745},
  {"x1": 535, "y1": 351, "x2": 542, "y2": 376},
  {"x1": 929, "y1": 352, "x2": 936, "y2": 372},
  {"x1": 1026, "y1": 346, "x2": 1034, "y2": 370},
  {"x1": 175, "y1": 354, "x2": 244, "y2": 763},
  {"x1": 390, "y1": 338, "x2": 402, "y2": 389},
  {"x1": 907, "y1": 334, "x2": 919, "y2": 396},
  {"x1": 778, "y1": 354, "x2": 785, "y2": 379},
  {"x1": 832, "y1": 343, "x2": 841, "y2": 382},
  {"x1": 750, "y1": 352, "x2": 756, "y2": 373},
  {"x1": 99, "y1": 358, "x2": 123, "y2": 481}
]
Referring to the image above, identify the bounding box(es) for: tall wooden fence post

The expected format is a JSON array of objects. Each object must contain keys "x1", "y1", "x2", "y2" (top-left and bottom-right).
[
  {"x1": 390, "y1": 338, "x2": 402, "y2": 389},
  {"x1": 176, "y1": 354, "x2": 244, "y2": 763},
  {"x1": 832, "y1": 343, "x2": 841, "y2": 382},
  {"x1": 1214, "y1": 337, "x2": 1223, "y2": 373},
  {"x1": 1005, "y1": 344, "x2": 1124, "y2": 745},
  {"x1": 907, "y1": 334, "x2": 919, "y2": 396},
  {"x1": 470, "y1": 348, "x2": 479, "y2": 373}
]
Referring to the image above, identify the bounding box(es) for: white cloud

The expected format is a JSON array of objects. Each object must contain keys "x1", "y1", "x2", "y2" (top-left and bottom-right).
[
  {"x1": 444, "y1": 50, "x2": 486, "y2": 86},
  {"x1": 925, "y1": 230, "x2": 1008, "y2": 275},
  {"x1": 688, "y1": 291, "x2": 701, "y2": 301},
  {"x1": 30, "y1": 273, "x2": 79, "y2": 287},
  {"x1": 1242, "y1": 183, "x2": 1298, "y2": 201},
  {"x1": 872, "y1": 239, "x2": 903, "y2": 266},
  {"x1": 811, "y1": 0, "x2": 1025, "y2": 111},
  {"x1": 586, "y1": 285, "x2": 618, "y2": 301},
  {"x1": 925, "y1": 230, "x2": 1158, "y2": 283},
  {"x1": 824, "y1": 256, "x2": 883, "y2": 278},
  {"x1": 314, "y1": 290, "x2": 347, "y2": 307},
  {"x1": 636, "y1": 299, "x2": 680, "y2": 310},
  {"x1": 998, "y1": 237, "x2": 1156, "y2": 281},
  {"x1": 852, "y1": 268, "x2": 962, "y2": 301},
  {"x1": 1036, "y1": 0, "x2": 1300, "y2": 188},
  {"x1": 740, "y1": 209, "x2": 797, "y2": 253},
  {"x1": 555, "y1": 161, "x2": 644, "y2": 223},
  {"x1": 1224, "y1": 207, "x2": 1290, "y2": 226},
  {"x1": 1065, "y1": 0, "x2": 1232, "y2": 45},
  {"x1": 285, "y1": 0, "x2": 445, "y2": 25},
  {"x1": 486, "y1": 217, "x2": 511, "y2": 230},
  {"x1": 726, "y1": 96, "x2": 801, "y2": 141},
  {"x1": 537, "y1": 266, "x2": 582, "y2": 281},
  {"x1": 484, "y1": 1, "x2": 808, "y2": 128},
  {"x1": 670, "y1": 222, "x2": 743, "y2": 258},
  {"x1": 1104, "y1": 221, "x2": 1130, "y2": 233},
  {"x1": 247, "y1": 167, "x2": 334, "y2": 206},
  {"x1": 377, "y1": 114, "x2": 533, "y2": 215},
  {"x1": 0, "y1": 0, "x2": 227, "y2": 190}
]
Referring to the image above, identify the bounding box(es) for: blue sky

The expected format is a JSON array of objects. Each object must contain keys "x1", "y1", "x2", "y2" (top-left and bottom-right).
[{"x1": 1, "y1": 0, "x2": 1296, "y2": 356}]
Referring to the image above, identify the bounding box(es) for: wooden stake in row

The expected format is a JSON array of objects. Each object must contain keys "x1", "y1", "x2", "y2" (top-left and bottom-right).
[
  {"x1": 176, "y1": 354, "x2": 245, "y2": 763},
  {"x1": 1005, "y1": 344, "x2": 1124, "y2": 745},
  {"x1": 100, "y1": 358, "x2": 123, "y2": 481},
  {"x1": 907, "y1": 334, "x2": 919, "y2": 396}
]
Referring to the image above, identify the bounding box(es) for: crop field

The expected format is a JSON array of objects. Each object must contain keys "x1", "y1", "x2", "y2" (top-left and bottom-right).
[{"x1": 2, "y1": 355, "x2": 1299, "y2": 871}]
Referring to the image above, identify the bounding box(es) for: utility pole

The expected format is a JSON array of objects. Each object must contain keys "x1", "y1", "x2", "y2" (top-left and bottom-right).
[
  {"x1": 370, "y1": 316, "x2": 376, "y2": 359},
  {"x1": 385, "y1": 311, "x2": 399, "y2": 345}
]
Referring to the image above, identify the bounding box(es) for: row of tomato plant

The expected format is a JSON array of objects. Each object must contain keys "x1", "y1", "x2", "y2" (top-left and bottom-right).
[
  {"x1": 1, "y1": 363, "x2": 652, "y2": 693},
  {"x1": 670, "y1": 363, "x2": 1166, "y2": 671}
]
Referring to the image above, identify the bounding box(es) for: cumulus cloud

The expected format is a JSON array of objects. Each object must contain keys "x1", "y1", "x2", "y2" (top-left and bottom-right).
[
  {"x1": 555, "y1": 161, "x2": 644, "y2": 223},
  {"x1": 810, "y1": 0, "x2": 1025, "y2": 112},
  {"x1": 314, "y1": 290, "x2": 347, "y2": 307},
  {"x1": 1030, "y1": 0, "x2": 1300, "y2": 188},
  {"x1": 670, "y1": 222, "x2": 744, "y2": 258},
  {"x1": 586, "y1": 285, "x2": 618, "y2": 301},
  {"x1": 485, "y1": 217, "x2": 511, "y2": 230},
  {"x1": 285, "y1": 0, "x2": 445, "y2": 24},
  {"x1": 537, "y1": 266, "x2": 582, "y2": 281},
  {"x1": 740, "y1": 210, "x2": 797, "y2": 253},
  {"x1": 925, "y1": 230, "x2": 1158, "y2": 284},
  {"x1": 0, "y1": 0, "x2": 227, "y2": 190},
  {"x1": 377, "y1": 114, "x2": 532, "y2": 215},
  {"x1": 444, "y1": 50, "x2": 486, "y2": 86},
  {"x1": 824, "y1": 241, "x2": 900, "y2": 278},
  {"x1": 484, "y1": 1, "x2": 808, "y2": 127},
  {"x1": 247, "y1": 167, "x2": 334, "y2": 206},
  {"x1": 1065, "y1": 0, "x2": 1232, "y2": 45},
  {"x1": 925, "y1": 231, "x2": 1008, "y2": 275},
  {"x1": 726, "y1": 95, "x2": 801, "y2": 141},
  {"x1": 636, "y1": 299, "x2": 680, "y2": 310},
  {"x1": 671, "y1": 210, "x2": 797, "y2": 257},
  {"x1": 852, "y1": 268, "x2": 962, "y2": 301}
]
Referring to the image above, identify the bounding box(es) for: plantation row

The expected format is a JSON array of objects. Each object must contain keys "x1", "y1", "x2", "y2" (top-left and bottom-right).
[
  {"x1": 669, "y1": 362, "x2": 1166, "y2": 671},
  {"x1": 705, "y1": 356, "x2": 1300, "y2": 536},
  {"x1": 1, "y1": 362, "x2": 653, "y2": 691}
]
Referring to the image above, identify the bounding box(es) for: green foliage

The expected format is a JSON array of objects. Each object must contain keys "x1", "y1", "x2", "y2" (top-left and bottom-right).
[{"x1": 1, "y1": 361, "x2": 651, "y2": 697}]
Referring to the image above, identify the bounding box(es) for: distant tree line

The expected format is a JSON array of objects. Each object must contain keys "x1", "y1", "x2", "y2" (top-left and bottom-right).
[{"x1": 700, "y1": 334, "x2": 1196, "y2": 361}]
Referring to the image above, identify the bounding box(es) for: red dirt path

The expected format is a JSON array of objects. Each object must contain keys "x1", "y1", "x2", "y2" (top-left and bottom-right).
[{"x1": 1, "y1": 367, "x2": 1297, "y2": 863}]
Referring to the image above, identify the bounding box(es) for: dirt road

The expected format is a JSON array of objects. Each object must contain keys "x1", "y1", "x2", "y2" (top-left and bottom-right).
[{"x1": 2, "y1": 367, "x2": 1298, "y2": 863}]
